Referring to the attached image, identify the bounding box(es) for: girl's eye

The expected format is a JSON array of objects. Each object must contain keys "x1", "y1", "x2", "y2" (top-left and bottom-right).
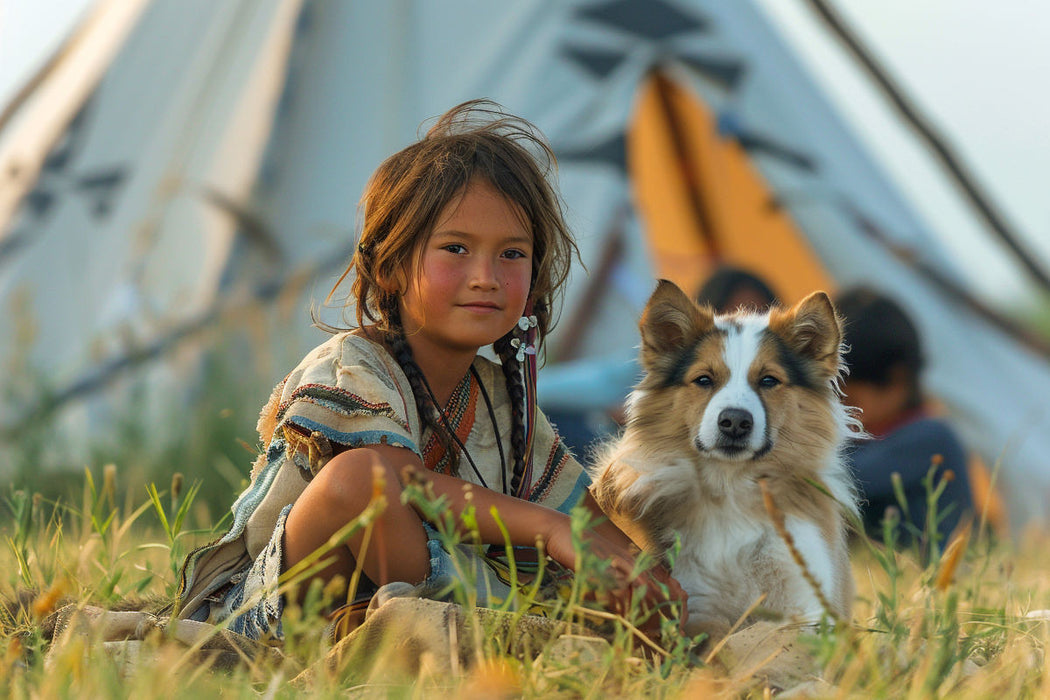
[
  {"x1": 502, "y1": 249, "x2": 528, "y2": 260},
  {"x1": 759, "y1": 375, "x2": 781, "y2": 388},
  {"x1": 693, "y1": 375, "x2": 713, "y2": 388},
  {"x1": 442, "y1": 244, "x2": 467, "y2": 255}
]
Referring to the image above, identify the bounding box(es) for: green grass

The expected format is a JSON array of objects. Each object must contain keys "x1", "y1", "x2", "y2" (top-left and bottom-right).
[
  {"x1": 2, "y1": 458, "x2": 1049, "y2": 699},
  {"x1": 0, "y1": 334, "x2": 283, "y2": 519},
  {"x1": 2, "y1": 334, "x2": 1048, "y2": 696}
]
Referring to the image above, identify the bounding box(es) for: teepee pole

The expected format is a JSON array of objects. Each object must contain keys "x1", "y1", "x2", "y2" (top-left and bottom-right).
[
  {"x1": 803, "y1": 0, "x2": 1050, "y2": 294},
  {"x1": 651, "y1": 69, "x2": 722, "y2": 258},
  {"x1": 844, "y1": 201, "x2": 1050, "y2": 359}
]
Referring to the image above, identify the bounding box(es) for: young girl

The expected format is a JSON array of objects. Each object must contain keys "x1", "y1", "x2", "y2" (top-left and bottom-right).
[{"x1": 174, "y1": 100, "x2": 684, "y2": 640}]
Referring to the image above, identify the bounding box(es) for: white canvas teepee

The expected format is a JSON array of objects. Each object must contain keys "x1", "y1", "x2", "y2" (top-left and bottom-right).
[{"x1": 2, "y1": 0, "x2": 1049, "y2": 530}]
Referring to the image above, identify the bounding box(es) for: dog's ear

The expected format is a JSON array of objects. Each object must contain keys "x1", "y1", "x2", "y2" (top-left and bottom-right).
[
  {"x1": 772, "y1": 291, "x2": 842, "y2": 369},
  {"x1": 639, "y1": 280, "x2": 714, "y2": 359}
]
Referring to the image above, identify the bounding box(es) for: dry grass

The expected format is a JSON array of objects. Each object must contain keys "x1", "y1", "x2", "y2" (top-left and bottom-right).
[{"x1": 1, "y1": 465, "x2": 1048, "y2": 699}]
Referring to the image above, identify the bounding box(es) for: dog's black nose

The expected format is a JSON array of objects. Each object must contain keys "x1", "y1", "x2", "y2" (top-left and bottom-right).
[{"x1": 718, "y1": 408, "x2": 753, "y2": 440}]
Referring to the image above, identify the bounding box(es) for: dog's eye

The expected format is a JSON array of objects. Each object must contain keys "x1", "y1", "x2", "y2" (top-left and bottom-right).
[
  {"x1": 759, "y1": 375, "x2": 781, "y2": 388},
  {"x1": 693, "y1": 375, "x2": 713, "y2": 388}
]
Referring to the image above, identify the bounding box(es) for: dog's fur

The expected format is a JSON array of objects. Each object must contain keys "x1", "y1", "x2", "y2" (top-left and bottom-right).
[{"x1": 590, "y1": 280, "x2": 859, "y2": 638}]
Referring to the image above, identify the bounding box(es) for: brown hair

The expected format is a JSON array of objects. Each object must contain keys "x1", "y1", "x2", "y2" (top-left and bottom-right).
[
  {"x1": 836, "y1": 286, "x2": 925, "y2": 410},
  {"x1": 331, "y1": 99, "x2": 579, "y2": 487}
]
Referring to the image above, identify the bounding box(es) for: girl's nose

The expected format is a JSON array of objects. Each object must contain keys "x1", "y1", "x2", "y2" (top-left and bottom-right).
[{"x1": 470, "y1": 257, "x2": 500, "y2": 289}]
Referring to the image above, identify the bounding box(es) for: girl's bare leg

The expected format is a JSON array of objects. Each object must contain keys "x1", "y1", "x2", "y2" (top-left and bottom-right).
[{"x1": 281, "y1": 448, "x2": 430, "y2": 602}]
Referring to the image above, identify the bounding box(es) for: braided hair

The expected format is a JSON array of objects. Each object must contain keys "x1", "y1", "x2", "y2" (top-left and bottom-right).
[
  {"x1": 328, "y1": 100, "x2": 579, "y2": 488},
  {"x1": 378, "y1": 296, "x2": 460, "y2": 474},
  {"x1": 493, "y1": 328, "x2": 528, "y2": 495}
]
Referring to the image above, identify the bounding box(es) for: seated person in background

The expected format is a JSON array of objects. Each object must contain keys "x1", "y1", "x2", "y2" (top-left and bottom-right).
[
  {"x1": 836, "y1": 287, "x2": 973, "y2": 549},
  {"x1": 695, "y1": 265, "x2": 779, "y2": 312}
]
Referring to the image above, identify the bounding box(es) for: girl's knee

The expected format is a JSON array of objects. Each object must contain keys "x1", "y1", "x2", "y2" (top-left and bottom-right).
[
  {"x1": 307, "y1": 448, "x2": 398, "y2": 510},
  {"x1": 293, "y1": 447, "x2": 431, "y2": 586}
]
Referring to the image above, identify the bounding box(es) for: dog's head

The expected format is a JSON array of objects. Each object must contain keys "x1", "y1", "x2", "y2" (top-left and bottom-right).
[{"x1": 629, "y1": 280, "x2": 846, "y2": 469}]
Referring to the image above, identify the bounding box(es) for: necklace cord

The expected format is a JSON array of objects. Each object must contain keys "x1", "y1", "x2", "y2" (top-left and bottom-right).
[
  {"x1": 417, "y1": 364, "x2": 508, "y2": 495},
  {"x1": 472, "y1": 365, "x2": 508, "y2": 495}
]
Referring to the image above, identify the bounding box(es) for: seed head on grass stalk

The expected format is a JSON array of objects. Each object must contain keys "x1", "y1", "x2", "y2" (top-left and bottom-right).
[
  {"x1": 146, "y1": 477, "x2": 206, "y2": 586},
  {"x1": 922, "y1": 455, "x2": 953, "y2": 562},
  {"x1": 30, "y1": 578, "x2": 68, "y2": 620},
  {"x1": 102, "y1": 464, "x2": 117, "y2": 514},
  {"x1": 934, "y1": 520, "x2": 972, "y2": 593},
  {"x1": 170, "y1": 473, "x2": 183, "y2": 512}
]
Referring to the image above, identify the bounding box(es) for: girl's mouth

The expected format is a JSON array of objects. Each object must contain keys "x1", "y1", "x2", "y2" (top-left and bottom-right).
[{"x1": 460, "y1": 301, "x2": 500, "y2": 312}]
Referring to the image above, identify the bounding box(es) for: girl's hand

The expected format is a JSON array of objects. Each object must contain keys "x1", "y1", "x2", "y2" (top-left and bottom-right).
[
  {"x1": 402, "y1": 463, "x2": 689, "y2": 631},
  {"x1": 541, "y1": 515, "x2": 688, "y2": 633}
]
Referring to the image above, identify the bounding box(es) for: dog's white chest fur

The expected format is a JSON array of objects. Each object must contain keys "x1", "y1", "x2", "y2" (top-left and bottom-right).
[
  {"x1": 671, "y1": 490, "x2": 835, "y2": 629},
  {"x1": 613, "y1": 452, "x2": 840, "y2": 632}
]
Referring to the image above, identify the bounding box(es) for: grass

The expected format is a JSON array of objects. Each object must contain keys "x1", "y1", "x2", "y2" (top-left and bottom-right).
[
  {"x1": 1, "y1": 458, "x2": 1049, "y2": 699},
  {"x1": 1, "y1": 337, "x2": 1047, "y2": 697}
]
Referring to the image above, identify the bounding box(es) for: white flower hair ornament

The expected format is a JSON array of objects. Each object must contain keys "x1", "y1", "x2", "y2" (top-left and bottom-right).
[{"x1": 511, "y1": 315, "x2": 538, "y2": 362}]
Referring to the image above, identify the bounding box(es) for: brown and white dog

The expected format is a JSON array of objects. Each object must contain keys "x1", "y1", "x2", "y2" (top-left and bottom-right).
[{"x1": 590, "y1": 280, "x2": 859, "y2": 639}]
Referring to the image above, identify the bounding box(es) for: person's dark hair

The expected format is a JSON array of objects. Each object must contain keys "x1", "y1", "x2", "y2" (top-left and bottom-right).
[
  {"x1": 836, "y1": 286, "x2": 925, "y2": 409},
  {"x1": 328, "y1": 99, "x2": 579, "y2": 485},
  {"x1": 696, "y1": 265, "x2": 779, "y2": 313}
]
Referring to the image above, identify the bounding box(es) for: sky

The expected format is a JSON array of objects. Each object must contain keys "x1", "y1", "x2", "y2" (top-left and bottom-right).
[
  {"x1": 2, "y1": 0, "x2": 1049, "y2": 304},
  {"x1": 759, "y1": 0, "x2": 1050, "y2": 304},
  {"x1": 0, "y1": 0, "x2": 95, "y2": 100}
]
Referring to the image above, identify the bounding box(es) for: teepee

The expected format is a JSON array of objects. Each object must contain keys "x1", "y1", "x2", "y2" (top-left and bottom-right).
[{"x1": 2, "y1": 0, "x2": 1049, "y2": 530}]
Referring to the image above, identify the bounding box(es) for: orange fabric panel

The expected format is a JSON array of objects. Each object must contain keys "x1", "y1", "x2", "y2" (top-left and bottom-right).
[
  {"x1": 627, "y1": 72, "x2": 834, "y2": 304},
  {"x1": 626, "y1": 76, "x2": 713, "y2": 297}
]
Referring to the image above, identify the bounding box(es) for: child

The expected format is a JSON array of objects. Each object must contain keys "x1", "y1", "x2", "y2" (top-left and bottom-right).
[
  {"x1": 837, "y1": 286, "x2": 972, "y2": 549},
  {"x1": 695, "y1": 265, "x2": 779, "y2": 313},
  {"x1": 174, "y1": 100, "x2": 685, "y2": 640}
]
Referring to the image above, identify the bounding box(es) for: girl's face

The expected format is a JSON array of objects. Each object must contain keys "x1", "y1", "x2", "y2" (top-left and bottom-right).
[{"x1": 399, "y1": 178, "x2": 533, "y2": 360}]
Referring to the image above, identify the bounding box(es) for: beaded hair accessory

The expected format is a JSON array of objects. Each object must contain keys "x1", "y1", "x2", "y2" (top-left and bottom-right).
[
  {"x1": 510, "y1": 314, "x2": 537, "y2": 362},
  {"x1": 512, "y1": 308, "x2": 539, "y2": 497}
]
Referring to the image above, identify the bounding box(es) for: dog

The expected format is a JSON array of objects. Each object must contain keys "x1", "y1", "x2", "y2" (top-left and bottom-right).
[{"x1": 590, "y1": 280, "x2": 859, "y2": 639}]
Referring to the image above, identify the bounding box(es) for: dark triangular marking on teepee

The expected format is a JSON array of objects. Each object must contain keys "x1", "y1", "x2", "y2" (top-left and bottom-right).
[
  {"x1": 41, "y1": 95, "x2": 96, "y2": 174},
  {"x1": 76, "y1": 167, "x2": 129, "y2": 219},
  {"x1": 679, "y1": 53, "x2": 748, "y2": 92},
  {"x1": 736, "y1": 132, "x2": 816, "y2": 171},
  {"x1": 557, "y1": 133, "x2": 627, "y2": 172},
  {"x1": 562, "y1": 45, "x2": 629, "y2": 79},
  {"x1": 23, "y1": 187, "x2": 56, "y2": 219},
  {"x1": 718, "y1": 111, "x2": 816, "y2": 172},
  {"x1": 577, "y1": 0, "x2": 706, "y2": 41}
]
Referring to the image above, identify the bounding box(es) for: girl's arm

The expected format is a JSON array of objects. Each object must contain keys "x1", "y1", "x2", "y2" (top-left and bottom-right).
[
  {"x1": 353, "y1": 444, "x2": 566, "y2": 547},
  {"x1": 364, "y1": 444, "x2": 686, "y2": 623}
]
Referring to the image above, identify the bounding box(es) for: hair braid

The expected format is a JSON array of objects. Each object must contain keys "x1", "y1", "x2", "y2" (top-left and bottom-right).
[
  {"x1": 382, "y1": 301, "x2": 460, "y2": 475},
  {"x1": 494, "y1": 335, "x2": 528, "y2": 497}
]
